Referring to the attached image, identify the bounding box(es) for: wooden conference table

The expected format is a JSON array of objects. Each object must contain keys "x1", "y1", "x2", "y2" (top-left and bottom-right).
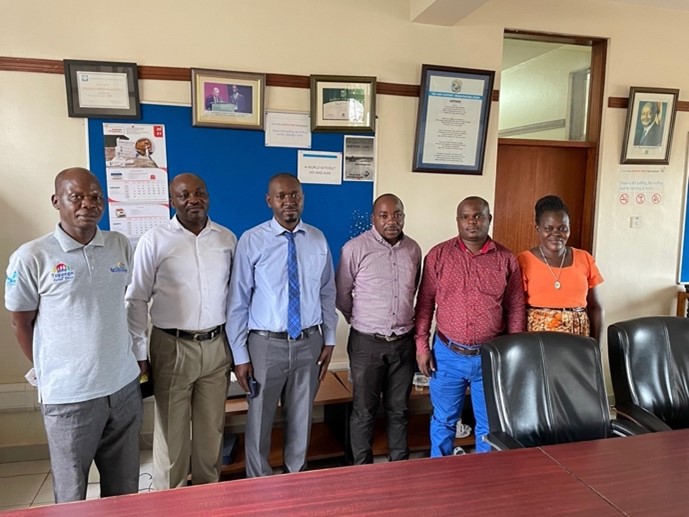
[{"x1": 6, "y1": 429, "x2": 688, "y2": 516}]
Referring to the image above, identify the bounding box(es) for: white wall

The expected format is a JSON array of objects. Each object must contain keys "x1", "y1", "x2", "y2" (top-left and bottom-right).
[
  {"x1": 2, "y1": 0, "x2": 688, "y2": 447},
  {"x1": 500, "y1": 43, "x2": 592, "y2": 139}
]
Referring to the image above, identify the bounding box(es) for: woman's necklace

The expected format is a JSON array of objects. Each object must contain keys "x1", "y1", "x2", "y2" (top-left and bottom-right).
[{"x1": 539, "y1": 245, "x2": 567, "y2": 290}]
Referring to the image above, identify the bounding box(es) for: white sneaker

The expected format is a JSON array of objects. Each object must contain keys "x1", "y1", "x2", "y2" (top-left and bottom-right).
[
  {"x1": 455, "y1": 421, "x2": 472, "y2": 439},
  {"x1": 452, "y1": 446, "x2": 466, "y2": 455}
]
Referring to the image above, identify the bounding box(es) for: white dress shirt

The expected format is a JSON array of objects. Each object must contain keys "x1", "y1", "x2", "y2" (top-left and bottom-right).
[{"x1": 125, "y1": 216, "x2": 237, "y2": 352}]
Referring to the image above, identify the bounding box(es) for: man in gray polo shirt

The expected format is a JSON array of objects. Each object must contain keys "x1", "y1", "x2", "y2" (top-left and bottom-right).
[{"x1": 5, "y1": 167, "x2": 145, "y2": 503}]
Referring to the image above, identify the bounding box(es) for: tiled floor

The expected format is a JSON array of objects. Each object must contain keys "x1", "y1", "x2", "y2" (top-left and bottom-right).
[{"x1": 0, "y1": 450, "x2": 154, "y2": 511}]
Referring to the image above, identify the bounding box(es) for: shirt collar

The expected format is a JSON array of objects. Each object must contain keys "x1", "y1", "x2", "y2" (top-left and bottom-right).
[
  {"x1": 269, "y1": 217, "x2": 305, "y2": 235},
  {"x1": 171, "y1": 214, "x2": 215, "y2": 234},
  {"x1": 53, "y1": 223, "x2": 105, "y2": 252},
  {"x1": 370, "y1": 226, "x2": 405, "y2": 247},
  {"x1": 457, "y1": 236, "x2": 495, "y2": 255}
]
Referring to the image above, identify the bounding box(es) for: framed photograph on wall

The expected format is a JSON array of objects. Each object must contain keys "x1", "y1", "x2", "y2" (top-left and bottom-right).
[
  {"x1": 412, "y1": 64, "x2": 495, "y2": 175},
  {"x1": 620, "y1": 86, "x2": 679, "y2": 164},
  {"x1": 191, "y1": 68, "x2": 265, "y2": 130},
  {"x1": 310, "y1": 75, "x2": 376, "y2": 132},
  {"x1": 63, "y1": 59, "x2": 141, "y2": 119}
]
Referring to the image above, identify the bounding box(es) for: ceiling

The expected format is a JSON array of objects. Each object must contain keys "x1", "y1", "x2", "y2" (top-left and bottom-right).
[{"x1": 411, "y1": 0, "x2": 689, "y2": 26}]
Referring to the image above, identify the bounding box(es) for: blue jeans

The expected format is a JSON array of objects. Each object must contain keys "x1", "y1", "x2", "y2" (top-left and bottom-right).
[{"x1": 429, "y1": 335, "x2": 489, "y2": 456}]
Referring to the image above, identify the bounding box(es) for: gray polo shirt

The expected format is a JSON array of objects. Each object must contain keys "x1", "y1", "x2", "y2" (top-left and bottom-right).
[{"x1": 5, "y1": 224, "x2": 139, "y2": 404}]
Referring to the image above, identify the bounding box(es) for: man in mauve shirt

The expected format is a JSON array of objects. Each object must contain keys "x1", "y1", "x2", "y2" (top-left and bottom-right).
[
  {"x1": 415, "y1": 196, "x2": 525, "y2": 456},
  {"x1": 336, "y1": 194, "x2": 422, "y2": 464}
]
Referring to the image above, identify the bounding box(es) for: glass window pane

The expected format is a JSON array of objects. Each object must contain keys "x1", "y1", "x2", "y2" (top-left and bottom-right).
[{"x1": 499, "y1": 39, "x2": 592, "y2": 141}]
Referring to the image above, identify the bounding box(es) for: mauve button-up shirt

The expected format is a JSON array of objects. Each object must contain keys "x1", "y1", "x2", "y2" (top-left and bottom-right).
[
  {"x1": 414, "y1": 236, "x2": 526, "y2": 354},
  {"x1": 336, "y1": 228, "x2": 422, "y2": 336}
]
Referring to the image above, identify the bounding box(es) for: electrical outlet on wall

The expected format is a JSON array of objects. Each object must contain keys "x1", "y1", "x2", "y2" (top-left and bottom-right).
[{"x1": 630, "y1": 216, "x2": 642, "y2": 229}]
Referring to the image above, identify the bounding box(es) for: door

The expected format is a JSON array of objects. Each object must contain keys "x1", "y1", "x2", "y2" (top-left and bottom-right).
[
  {"x1": 493, "y1": 34, "x2": 606, "y2": 255},
  {"x1": 493, "y1": 140, "x2": 593, "y2": 253}
]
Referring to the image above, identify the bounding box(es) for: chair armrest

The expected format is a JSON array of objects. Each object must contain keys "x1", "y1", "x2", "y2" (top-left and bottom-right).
[
  {"x1": 484, "y1": 431, "x2": 525, "y2": 451},
  {"x1": 611, "y1": 417, "x2": 650, "y2": 436},
  {"x1": 615, "y1": 404, "x2": 673, "y2": 432}
]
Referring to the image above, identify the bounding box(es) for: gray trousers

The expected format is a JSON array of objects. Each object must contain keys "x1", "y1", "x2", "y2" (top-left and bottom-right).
[
  {"x1": 348, "y1": 328, "x2": 416, "y2": 464},
  {"x1": 150, "y1": 327, "x2": 231, "y2": 489},
  {"x1": 41, "y1": 377, "x2": 142, "y2": 503},
  {"x1": 244, "y1": 330, "x2": 322, "y2": 477}
]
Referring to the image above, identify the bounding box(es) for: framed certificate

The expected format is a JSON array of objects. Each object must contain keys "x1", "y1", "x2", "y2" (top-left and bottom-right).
[
  {"x1": 191, "y1": 68, "x2": 266, "y2": 130},
  {"x1": 63, "y1": 59, "x2": 141, "y2": 119},
  {"x1": 413, "y1": 64, "x2": 495, "y2": 175},
  {"x1": 620, "y1": 86, "x2": 679, "y2": 165},
  {"x1": 310, "y1": 75, "x2": 376, "y2": 132}
]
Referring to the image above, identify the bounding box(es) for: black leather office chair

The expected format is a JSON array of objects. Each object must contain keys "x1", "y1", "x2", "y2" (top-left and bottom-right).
[
  {"x1": 481, "y1": 332, "x2": 644, "y2": 450},
  {"x1": 608, "y1": 316, "x2": 689, "y2": 431}
]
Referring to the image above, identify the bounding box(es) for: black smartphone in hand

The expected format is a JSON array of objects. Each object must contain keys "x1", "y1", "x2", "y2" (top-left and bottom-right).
[{"x1": 247, "y1": 376, "x2": 259, "y2": 399}]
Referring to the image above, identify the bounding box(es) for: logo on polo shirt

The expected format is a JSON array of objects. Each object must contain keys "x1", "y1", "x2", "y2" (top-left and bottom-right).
[
  {"x1": 110, "y1": 262, "x2": 128, "y2": 273},
  {"x1": 6, "y1": 271, "x2": 17, "y2": 287},
  {"x1": 51, "y1": 262, "x2": 75, "y2": 283}
]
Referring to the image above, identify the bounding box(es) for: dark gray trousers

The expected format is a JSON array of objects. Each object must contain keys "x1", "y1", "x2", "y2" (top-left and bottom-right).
[{"x1": 348, "y1": 328, "x2": 415, "y2": 464}]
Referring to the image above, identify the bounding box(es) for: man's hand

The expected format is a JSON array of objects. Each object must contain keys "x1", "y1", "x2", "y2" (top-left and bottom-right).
[
  {"x1": 416, "y1": 351, "x2": 435, "y2": 378},
  {"x1": 234, "y1": 362, "x2": 253, "y2": 393},
  {"x1": 317, "y1": 346, "x2": 334, "y2": 382},
  {"x1": 138, "y1": 360, "x2": 150, "y2": 380}
]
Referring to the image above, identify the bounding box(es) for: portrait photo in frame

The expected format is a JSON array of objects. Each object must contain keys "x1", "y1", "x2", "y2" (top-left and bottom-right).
[
  {"x1": 413, "y1": 64, "x2": 495, "y2": 175},
  {"x1": 310, "y1": 75, "x2": 376, "y2": 132},
  {"x1": 191, "y1": 68, "x2": 265, "y2": 130},
  {"x1": 63, "y1": 59, "x2": 140, "y2": 119},
  {"x1": 620, "y1": 86, "x2": 679, "y2": 165}
]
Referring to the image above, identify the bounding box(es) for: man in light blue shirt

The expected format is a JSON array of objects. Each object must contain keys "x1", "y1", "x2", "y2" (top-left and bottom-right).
[{"x1": 227, "y1": 173, "x2": 337, "y2": 477}]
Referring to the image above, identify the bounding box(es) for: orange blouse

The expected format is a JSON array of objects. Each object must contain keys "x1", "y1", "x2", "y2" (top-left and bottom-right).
[{"x1": 516, "y1": 248, "x2": 604, "y2": 308}]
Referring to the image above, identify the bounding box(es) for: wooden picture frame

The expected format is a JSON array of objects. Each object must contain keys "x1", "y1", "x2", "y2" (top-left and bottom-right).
[
  {"x1": 310, "y1": 75, "x2": 376, "y2": 132},
  {"x1": 620, "y1": 86, "x2": 679, "y2": 165},
  {"x1": 191, "y1": 68, "x2": 265, "y2": 130},
  {"x1": 63, "y1": 59, "x2": 140, "y2": 119},
  {"x1": 413, "y1": 64, "x2": 495, "y2": 175}
]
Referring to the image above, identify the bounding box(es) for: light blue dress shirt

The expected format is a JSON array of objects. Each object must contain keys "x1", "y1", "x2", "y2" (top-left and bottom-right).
[{"x1": 227, "y1": 218, "x2": 338, "y2": 364}]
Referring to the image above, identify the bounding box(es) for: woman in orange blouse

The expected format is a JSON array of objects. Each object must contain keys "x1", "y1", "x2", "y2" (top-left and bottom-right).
[{"x1": 517, "y1": 195, "x2": 604, "y2": 341}]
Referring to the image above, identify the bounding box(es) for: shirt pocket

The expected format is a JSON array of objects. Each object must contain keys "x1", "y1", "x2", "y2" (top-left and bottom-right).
[
  {"x1": 476, "y1": 264, "x2": 507, "y2": 296},
  {"x1": 305, "y1": 252, "x2": 328, "y2": 282}
]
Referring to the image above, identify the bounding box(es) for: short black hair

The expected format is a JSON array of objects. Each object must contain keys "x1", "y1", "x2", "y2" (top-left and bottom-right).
[
  {"x1": 535, "y1": 195, "x2": 569, "y2": 225},
  {"x1": 372, "y1": 193, "x2": 403, "y2": 212},
  {"x1": 268, "y1": 172, "x2": 300, "y2": 189}
]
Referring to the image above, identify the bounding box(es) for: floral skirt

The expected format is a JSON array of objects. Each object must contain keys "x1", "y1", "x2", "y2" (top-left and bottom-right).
[{"x1": 526, "y1": 307, "x2": 590, "y2": 336}]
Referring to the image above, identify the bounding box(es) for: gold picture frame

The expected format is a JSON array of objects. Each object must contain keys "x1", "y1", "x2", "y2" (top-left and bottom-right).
[
  {"x1": 310, "y1": 75, "x2": 376, "y2": 132},
  {"x1": 191, "y1": 68, "x2": 265, "y2": 130}
]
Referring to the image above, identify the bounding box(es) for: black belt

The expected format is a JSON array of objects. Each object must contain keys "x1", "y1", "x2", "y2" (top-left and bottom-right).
[
  {"x1": 159, "y1": 325, "x2": 224, "y2": 342},
  {"x1": 251, "y1": 325, "x2": 320, "y2": 341},
  {"x1": 355, "y1": 328, "x2": 414, "y2": 342},
  {"x1": 436, "y1": 331, "x2": 481, "y2": 356},
  {"x1": 528, "y1": 306, "x2": 587, "y2": 313}
]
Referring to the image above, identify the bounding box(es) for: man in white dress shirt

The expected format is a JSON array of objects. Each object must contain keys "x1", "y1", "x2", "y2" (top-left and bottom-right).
[{"x1": 126, "y1": 173, "x2": 237, "y2": 489}]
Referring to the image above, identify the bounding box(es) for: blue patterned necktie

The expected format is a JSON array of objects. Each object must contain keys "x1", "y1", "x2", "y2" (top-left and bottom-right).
[{"x1": 285, "y1": 231, "x2": 302, "y2": 339}]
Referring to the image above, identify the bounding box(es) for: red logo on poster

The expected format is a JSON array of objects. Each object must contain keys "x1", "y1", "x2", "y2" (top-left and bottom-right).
[
  {"x1": 652, "y1": 193, "x2": 662, "y2": 204},
  {"x1": 619, "y1": 193, "x2": 629, "y2": 205},
  {"x1": 154, "y1": 126, "x2": 163, "y2": 137},
  {"x1": 636, "y1": 193, "x2": 645, "y2": 204}
]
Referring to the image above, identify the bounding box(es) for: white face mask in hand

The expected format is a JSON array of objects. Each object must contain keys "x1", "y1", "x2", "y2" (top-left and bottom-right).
[{"x1": 25, "y1": 367, "x2": 38, "y2": 387}]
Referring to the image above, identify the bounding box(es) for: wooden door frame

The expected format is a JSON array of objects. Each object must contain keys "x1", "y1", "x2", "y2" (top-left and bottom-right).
[{"x1": 500, "y1": 31, "x2": 608, "y2": 252}]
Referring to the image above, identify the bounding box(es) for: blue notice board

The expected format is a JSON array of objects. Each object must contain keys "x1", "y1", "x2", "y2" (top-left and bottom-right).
[
  {"x1": 87, "y1": 103, "x2": 374, "y2": 266},
  {"x1": 679, "y1": 178, "x2": 689, "y2": 284}
]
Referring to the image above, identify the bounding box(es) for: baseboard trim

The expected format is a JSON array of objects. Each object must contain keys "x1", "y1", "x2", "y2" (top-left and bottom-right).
[{"x1": 0, "y1": 443, "x2": 50, "y2": 463}]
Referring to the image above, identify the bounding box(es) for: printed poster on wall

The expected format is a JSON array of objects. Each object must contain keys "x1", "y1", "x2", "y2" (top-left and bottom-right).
[
  {"x1": 617, "y1": 165, "x2": 665, "y2": 206},
  {"x1": 103, "y1": 123, "x2": 170, "y2": 242}
]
